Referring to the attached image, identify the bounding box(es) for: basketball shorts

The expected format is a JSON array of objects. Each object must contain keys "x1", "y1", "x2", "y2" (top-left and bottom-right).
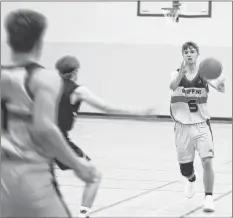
[
  {"x1": 55, "y1": 131, "x2": 91, "y2": 171},
  {"x1": 1, "y1": 153, "x2": 71, "y2": 218},
  {"x1": 174, "y1": 120, "x2": 214, "y2": 164}
]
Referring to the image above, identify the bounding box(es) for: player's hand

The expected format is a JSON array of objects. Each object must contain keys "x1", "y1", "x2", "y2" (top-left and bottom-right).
[
  {"x1": 74, "y1": 159, "x2": 101, "y2": 183},
  {"x1": 216, "y1": 78, "x2": 226, "y2": 93},
  {"x1": 205, "y1": 77, "x2": 226, "y2": 93},
  {"x1": 179, "y1": 60, "x2": 187, "y2": 76}
]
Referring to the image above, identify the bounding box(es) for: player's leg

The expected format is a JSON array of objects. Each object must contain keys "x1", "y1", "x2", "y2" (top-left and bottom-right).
[
  {"x1": 68, "y1": 141, "x2": 101, "y2": 218},
  {"x1": 56, "y1": 133, "x2": 101, "y2": 218},
  {"x1": 201, "y1": 157, "x2": 214, "y2": 212},
  {"x1": 196, "y1": 120, "x2": 215, "y2": 212},
  {"x1": 175, "y1": 122, "x2": 196, "y2": 198}
]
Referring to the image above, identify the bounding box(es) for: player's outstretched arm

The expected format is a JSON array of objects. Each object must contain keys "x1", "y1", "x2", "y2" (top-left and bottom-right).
[
  {"x1": 29, "y1": 69, "x2": 99, "y2": 183},
  {"x1": 73, "y1": 86, "x2": 156, "y2": 116}
]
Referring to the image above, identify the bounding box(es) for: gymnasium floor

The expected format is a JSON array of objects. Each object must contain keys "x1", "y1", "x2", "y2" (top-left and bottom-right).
[{"x1": 55, "y1": 118, "x2": 232, "y2": 217}]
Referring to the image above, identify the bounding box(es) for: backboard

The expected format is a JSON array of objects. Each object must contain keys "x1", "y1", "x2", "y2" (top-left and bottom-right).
[{"x1": 137, "y1": 1, "x2": 212, "y2": 18}]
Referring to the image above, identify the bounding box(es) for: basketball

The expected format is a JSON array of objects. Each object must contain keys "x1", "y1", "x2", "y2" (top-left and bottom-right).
[{"x1": 198, "y1": 58, "x2": 222, "y2": 80}]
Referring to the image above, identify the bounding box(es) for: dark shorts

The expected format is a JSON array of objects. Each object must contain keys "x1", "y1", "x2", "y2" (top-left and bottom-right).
[{"x1": 55, "y1": 131, "x2": 91, "y2": 171}]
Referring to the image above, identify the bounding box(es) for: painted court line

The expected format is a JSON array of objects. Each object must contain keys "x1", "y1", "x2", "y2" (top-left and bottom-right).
[
  {"x1": 91, "y1": 181, "x2": 177, "y2": 214},
  {"x1": 179, "y1": 190, "x2": 232, "y2": 218},
  {"x1": 103, "y1": 177, "x2": 176, "y2": 182},
  {"x1": 153, "y1": 197, "x2": 188, "y2": 214}
]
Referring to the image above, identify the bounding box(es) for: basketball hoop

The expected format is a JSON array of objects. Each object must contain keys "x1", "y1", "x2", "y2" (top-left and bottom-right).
[
  {"x1": 161, "y1": 0, "x2": 181, "y2": 27},
  {"x1": 162, "y1": 7, "x2": 180, "y2": 26}
]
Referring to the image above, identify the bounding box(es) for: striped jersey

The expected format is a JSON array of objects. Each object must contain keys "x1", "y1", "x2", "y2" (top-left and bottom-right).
[
  {"x1": 170, "y1": 70, "x2": 210, "y2": 124},
  {"x1": 1, "y1": 62, "x2": 52, "y2": 162}
]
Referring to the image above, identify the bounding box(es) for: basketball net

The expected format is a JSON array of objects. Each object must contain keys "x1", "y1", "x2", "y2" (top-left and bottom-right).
[
  {"x1": 162, "y1": 7, "x2": 180, "y2": 28},
  {"x1": 161, "y1": 1, "x2": 181, "y2": 28}
]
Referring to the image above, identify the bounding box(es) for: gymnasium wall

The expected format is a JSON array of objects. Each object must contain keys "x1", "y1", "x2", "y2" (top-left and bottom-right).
[{"x1": 1, "y1": 2, "x2": 232, "y2": 118}]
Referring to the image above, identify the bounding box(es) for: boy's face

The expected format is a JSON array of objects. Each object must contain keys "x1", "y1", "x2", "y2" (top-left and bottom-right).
[{"x1": 182, "y1": 46, "x2": 199, "y2": 64}]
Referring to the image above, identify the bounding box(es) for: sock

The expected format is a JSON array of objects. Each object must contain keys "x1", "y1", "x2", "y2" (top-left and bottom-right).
[
  {"x1": 188, "y1": 175, "x2": 196, "y2": 182},
  {"x1": 205, "y1": 192, "x2": 213, "y2": 196},
  {"x1": 80, "y1": 206, "x2": 90, "y2": 217}
]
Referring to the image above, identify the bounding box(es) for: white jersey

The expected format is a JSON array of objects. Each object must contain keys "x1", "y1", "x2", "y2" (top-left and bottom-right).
[
  {"x1": 1, "y1": 63, "x2": 51, "y2": 162},
  {"x1": 170, "y1": 70, "x2": 210, "y2": 124}
]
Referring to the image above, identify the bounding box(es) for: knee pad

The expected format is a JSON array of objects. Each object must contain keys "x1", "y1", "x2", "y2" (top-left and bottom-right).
[{"x1": 180, "y1": 162, "x2": 194, "y2": 178}]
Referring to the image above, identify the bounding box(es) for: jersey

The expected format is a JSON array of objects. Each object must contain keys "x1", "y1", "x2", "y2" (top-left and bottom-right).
[
  {"x1": 58, "y1": 79, "x2": 81, "y2": 132},
  {"x1": 170, "y1": 69, "x2": 210, "y2": 124},
  {"x1": 1, "y1": 62, "x2": 51, "y2": 162}
]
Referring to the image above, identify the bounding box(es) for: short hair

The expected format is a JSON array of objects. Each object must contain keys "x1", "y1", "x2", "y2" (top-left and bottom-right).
[
  {"x1": 182, "y1": 41, "x2": 199, "y2": 54},
  {"x1": 55, "y1": 55, "x2": 80, "y2": 75},
  {"x1": 5, "y1": 9, "x2": 47, "y2": 53}
]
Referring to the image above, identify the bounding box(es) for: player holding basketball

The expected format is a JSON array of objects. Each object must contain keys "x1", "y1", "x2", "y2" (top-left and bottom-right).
[
  {"x1": 53, "y1": 55, "x2": 156, "y2": 217},
  {"x1": 1, "y1": 9, "x2": 100, "y2": 218},
  {"x1": 170, "y1": 41, "x2": 225, "y2": 212}
]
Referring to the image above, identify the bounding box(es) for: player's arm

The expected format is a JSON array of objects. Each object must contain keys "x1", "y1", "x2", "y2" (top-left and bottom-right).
[
  {"x1": 1, "y1": 69, "x2": 11, "y2": 99},
  {"x1": 1, "y1": 70, "x2": 11, "y2": 133},
  {"x1": 72, "y1": 86, "x2": 155, "y2": 116},
  {"x1": 206, "y1": 75, "x2": 226, "y2": 93},
  {"x1": 30, "y1": 70, "x2": 99, "y2": 183},
  {"x1": 170, "y1": 61, "x2": 186, "y2": 90},
  {"x1": 170, "y1": 70, "x2": 184, "y2": 90}
]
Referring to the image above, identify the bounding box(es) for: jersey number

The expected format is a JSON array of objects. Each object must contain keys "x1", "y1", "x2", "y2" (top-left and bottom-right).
[{"x1": 188, "y1": 100, "x2": 198, "y2": 113}]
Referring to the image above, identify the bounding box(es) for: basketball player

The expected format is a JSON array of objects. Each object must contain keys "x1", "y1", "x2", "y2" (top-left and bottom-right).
[
  {"x1": 1, "y1": 9, "x2": 101, "y2": 218},
  {"x1": 54, "y1": 55, "x2": 156, "y2": 217},
  {"x1": 170, "y1": 41, "x2": 225, "y2": 212}
]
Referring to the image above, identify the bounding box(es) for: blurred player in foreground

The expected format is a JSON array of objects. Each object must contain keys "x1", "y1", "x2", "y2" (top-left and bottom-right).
[{"x1": 1, "y1": 9, "x2": 100, "y2": 218}]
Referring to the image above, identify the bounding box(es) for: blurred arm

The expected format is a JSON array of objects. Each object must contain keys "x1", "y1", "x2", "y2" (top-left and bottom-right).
[{"x1": 72, "y1": 86, "x2": 155, "y2": 116}]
